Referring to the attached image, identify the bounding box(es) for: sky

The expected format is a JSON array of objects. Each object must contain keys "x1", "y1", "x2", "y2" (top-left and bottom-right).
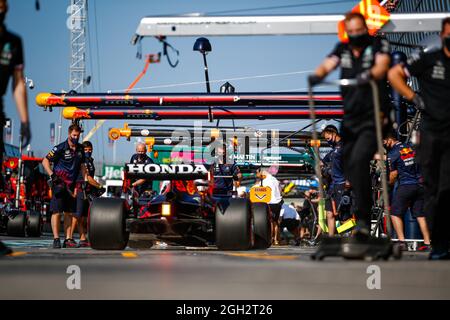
[{"x1": 3, "y1": 0, "x2": 357, "y2": 165}]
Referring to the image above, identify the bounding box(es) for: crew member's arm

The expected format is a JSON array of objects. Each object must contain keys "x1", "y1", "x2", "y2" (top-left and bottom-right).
[
  {"x1": 388, "y1": 64, "x2": 415, "y2": 101},
  {"x1": 388, "y1": 52, "x2": 428, "y2": 110},
  {"x1": 84, "y1": 162, "x2": 101, "y2": 188},
  {"x1": 308, "y1": 42, "x2": 343, "y2": 86},
  {"x1": 12, "y1": 37, "x2": 30, "y2": 146},
  {"x1": 80, "y1": 163, "x2": 92, "y2": 186},
  {"x1": 42, "y1": 146, "x2": 61, "y2": 178},
  {"x1": 387, "y1": 153, "x2": 399, "y2": 186},
  {"x1": 87, "y1": 175, "x2": 102, "y2": 188},
  {"x1": 233, "y1": 165, "x2": 242, "y2": 188},
  {"x1": 12, "y1": 68, "x2": 29, "y2": 124},
  {"x1": 389, "y1": 170, "x2": 398, "y2": 186},
  {"x1": 42, "y1": 157, "x2": 53, "y2": 177},
  {"x1": 368, "y1": 52, "x2": 391, "y2": 81},
  {"x1": 132, "y1": 179, "x2": 146, "y2": 187},
  {"x1": 311, "y1": 56, "x2": 340, "y2": 81}
]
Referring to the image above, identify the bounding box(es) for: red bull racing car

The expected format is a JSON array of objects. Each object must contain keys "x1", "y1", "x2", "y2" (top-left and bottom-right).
[
  {"x1": 88, "y1": 163, "x2": 272, "y2": 250},
  {"x1": 0, "y1": 156, "x2": 49, "y2": 237}
]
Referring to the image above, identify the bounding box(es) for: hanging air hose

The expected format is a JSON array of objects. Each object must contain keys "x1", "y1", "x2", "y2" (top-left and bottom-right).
[
  {"x1": 133, "y1": 36, "x2": 179, "y2": 67},
  {"x1": 156, "y1": 36, "x2": 180, "y2": 68}
]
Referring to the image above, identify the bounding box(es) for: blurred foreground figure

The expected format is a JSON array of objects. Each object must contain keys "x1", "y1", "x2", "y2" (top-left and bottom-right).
[
  {"x1": 388, "y1": 18, "x2": 450, "y2": 260},
  {"x1": 0, "y1": 0, "x2": 31, "y2": 256}
]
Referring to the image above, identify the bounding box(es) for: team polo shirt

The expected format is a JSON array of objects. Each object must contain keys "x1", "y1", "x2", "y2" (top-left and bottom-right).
[
  {"x1": 322, "y1": 140, "x2": 345, "y2": 187},
  {"x1": 46, "y1": 140, "x2": 85, "y2": 186},
  {"x1": 387, "y1": 142, "x2": 421, "y2": 186},
  {"x1": 213, "y1": 163, "x2": 240, "y2": 192},
  {"x1": 327, "y1": 36, "x2": 391, "y2": 123}
]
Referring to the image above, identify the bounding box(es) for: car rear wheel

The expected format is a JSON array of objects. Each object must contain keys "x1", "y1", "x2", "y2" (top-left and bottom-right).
[
  {"x1": 7, "y1": 211, "x2": 26, "y2": 237},
  {"x1": 252, "y1": 203, "x2": 271, "y2": 249},
  {"x1": 26, "y1": 211, "x2": 42, "y2": 237},
  {"x1": 216, "y1": 198, "x2": 252, "y2": 250},
  {"x1": 89, "y1": 198, "x2": 129, "y2": 250}
]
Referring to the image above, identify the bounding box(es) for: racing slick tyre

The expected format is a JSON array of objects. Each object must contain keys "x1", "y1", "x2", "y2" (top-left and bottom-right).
[
  {"x1": 216, "y1": 198, "x2": 252, "y2": 250},
  {"x1": 6, "y1": 211, "x2": 26, "y2": 237},
  {"x1": 89, "y1": 198, "x2": 129, "y2": 250},
  {"x1": 26, "y1": 211, "x2": 42, "y2": 237},
  {"x1": 252, "y1": 203, "x2": 271, "y2": 249}
]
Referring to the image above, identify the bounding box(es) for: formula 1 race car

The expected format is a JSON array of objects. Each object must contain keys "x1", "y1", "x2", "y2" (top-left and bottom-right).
[
  {"x1": 0, "y1": 156, "x2": 50, "y2": 237},
  {"x1": 88, "y1": 163, "x2": 272, "y2": 250}
]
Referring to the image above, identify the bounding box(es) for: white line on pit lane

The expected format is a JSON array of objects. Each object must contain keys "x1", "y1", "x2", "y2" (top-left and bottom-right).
[{"x1": 1, "y1": 240, "x2": 54, "y2": 248}]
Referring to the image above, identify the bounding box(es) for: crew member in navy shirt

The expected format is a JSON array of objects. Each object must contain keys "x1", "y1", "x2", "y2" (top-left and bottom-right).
[
  {"x1": 322, "y1": 125, "x2": 346, "y2": 236},
  {"x1": 212, "y1": 144, "x2": 242, "y2": 195},
  {"x1": 385, "y1": 132, "x2": 430, "y2": 251},
  {"x1": 42, "y1": 124, "x2": 87, "y2": 249},
  {"x1": 74, "y1": 140, "x2": 104, "y2": 248}
]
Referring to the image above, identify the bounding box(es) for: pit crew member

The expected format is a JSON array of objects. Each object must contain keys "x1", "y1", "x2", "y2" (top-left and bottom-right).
[
  {"x1": 0, "y1": 0, "x2": 31, "y2": 256},
  {"x1": 42, "y1": 124, "x2": 87, "y2": 249},
  {"x1": 308, "y1": 12, "x2": 392, "y2": 243},
  {"x1": 388, "y1": 18, "x2": 450, "y2": 259},
  {"x1": 321, "y1": 125, "x2": 346, "y2": 236},
  {"x1": 129, "y1": 142, "x2": 154, "y2": 196},
  {"x1": 384, "y1": 132, "x2": 431, "y2": 251}
]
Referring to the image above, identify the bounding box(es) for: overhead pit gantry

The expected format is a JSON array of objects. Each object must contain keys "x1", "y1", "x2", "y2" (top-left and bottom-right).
[{"x1": 133, "y1": 12, "x2": 449, "y2": 38}]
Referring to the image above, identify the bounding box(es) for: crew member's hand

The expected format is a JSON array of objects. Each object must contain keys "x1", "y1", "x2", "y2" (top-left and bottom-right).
[
  {"x1": 308, "y1": 74, "x2": 323, "y2": 87},
  {"x1": 356, "y1": 70, "x2": 372, "y2": 85},
  {"x1": 412, "y1": 94, "x2": 426, "y2": 111},
  {"x1": 20, "y1": 122, "x2": 31, "y2": 147},
  {"x1": 50, "y1": 173, "x2": 60, "y2": 183}
]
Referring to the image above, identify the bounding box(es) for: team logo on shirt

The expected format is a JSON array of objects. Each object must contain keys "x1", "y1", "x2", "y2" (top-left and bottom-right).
[
  {"x1": 399, "y1": 147, "x2": 416, "y2": 166},
  {"x1": 0, "y1": 43, "x2": 12, "y2": 66},
  {"x1": 341, "y1": 52, "x2": 352, "y2": 69},
  {"x1": 431, "y1": 61, "x2": 445, "y2": 80},
  {"x1": 362, "y1": 46, "x2": 374, "y2": 69}
]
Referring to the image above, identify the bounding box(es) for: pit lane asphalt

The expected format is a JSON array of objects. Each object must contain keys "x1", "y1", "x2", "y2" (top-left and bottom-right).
[{"x1": 1, "y1": 234, "x2": 449, "y2": 300}]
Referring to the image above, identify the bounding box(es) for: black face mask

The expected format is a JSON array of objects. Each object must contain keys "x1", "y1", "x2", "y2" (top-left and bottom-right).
[
  {"x1": 85, "y1": 152, "x2": 92, "y2": 158},
  {"x1": 348, "y1": 33, "x2": 370, "y2": 48},
  {"x1": 0, "y1": 11, "x2": 5, "y2": 25},
  {"x1": 70, "y1": 137, "x2": 79, "y2": 144},
  {"x1": 327, "y1": 138, "x2": 336, "y2": 148},
  {"x1": 444, "y1": 36, "x2": 450, "y2": 51}
]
